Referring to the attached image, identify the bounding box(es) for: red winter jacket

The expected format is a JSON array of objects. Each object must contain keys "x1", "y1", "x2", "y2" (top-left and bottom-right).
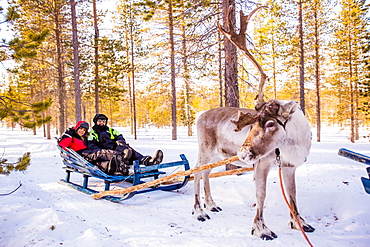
[{"x1": 58, "y1": 121, "x2": 89, "y2": 152}]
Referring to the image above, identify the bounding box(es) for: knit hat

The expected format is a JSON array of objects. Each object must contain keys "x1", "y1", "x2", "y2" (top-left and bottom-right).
[
  {"x1": 93, "y1": 114, "x2": 108, "y2": 124},
  {"x1": 74, "y1": 121, "x2": 89, "y2": 130}
]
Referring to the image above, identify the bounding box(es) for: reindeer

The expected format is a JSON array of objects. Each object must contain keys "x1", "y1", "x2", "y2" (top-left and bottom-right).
[{"x1": 192, "y1": 6, "x2": 315, "y2": 240}]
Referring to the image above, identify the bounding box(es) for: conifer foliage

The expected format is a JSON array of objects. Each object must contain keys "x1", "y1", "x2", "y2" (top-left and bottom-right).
[
  {"x1": 0, "y1": 151, "x2": 30, "y2": 175},
  {"x1": 0, "y1": 96, "x2": 52, "y2": 129}
]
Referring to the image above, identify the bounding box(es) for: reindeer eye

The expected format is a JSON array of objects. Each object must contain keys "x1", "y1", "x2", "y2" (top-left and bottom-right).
[{"x1": 265, "y1": 121, "x2": 275, "y2": 128}]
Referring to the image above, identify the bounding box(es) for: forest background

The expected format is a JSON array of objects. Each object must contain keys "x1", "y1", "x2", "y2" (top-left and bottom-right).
[{"x1": 0, "y1": 0, "x2": 369, "y2": 143}]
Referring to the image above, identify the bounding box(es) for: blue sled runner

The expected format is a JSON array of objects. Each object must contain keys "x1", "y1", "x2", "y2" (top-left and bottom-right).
[
  {"x1": 57, "y1": 145, "x2": 190, "y2": 202},
  {"x1": 338, "y1": 148, "x2": 370, "y2": 194}
]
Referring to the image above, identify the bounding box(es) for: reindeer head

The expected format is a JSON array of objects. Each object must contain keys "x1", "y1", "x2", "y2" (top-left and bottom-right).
[{"x1": 233, "y1": 100, "x2": 299, "y2": 165}]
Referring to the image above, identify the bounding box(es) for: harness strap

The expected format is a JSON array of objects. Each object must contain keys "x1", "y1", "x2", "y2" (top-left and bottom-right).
[{"x1": 275, "y1": 118, "x2": 288, "y2": 130}]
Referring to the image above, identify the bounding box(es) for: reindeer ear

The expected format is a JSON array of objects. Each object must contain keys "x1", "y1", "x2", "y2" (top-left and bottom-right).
[
  {"x1": 231, "y1": 111, "x2": 257, "y2": 132},
  {"x1": 279, "y1": 101, "x2": 299, "y2": 118}
]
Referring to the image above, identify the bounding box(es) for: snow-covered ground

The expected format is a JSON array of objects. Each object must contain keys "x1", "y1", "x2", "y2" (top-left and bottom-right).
[{"x1": 0, "y1": 125, "x2": 369, "y2": 247}]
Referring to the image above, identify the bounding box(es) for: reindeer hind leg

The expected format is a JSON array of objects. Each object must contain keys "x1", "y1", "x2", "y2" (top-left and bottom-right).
[
  {"x1": 203, "y1": 168, "x2": 222, "y2": 212},
  {"x1": 193, "y1": 170, "x2": 211, "y2": 221}
]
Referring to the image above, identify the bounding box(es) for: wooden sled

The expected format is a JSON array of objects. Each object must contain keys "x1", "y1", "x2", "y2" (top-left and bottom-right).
[
  {"x1": 56, "y1": 145, "x2": 190, "y2": 202},
  {"x1": 338, "y1": 148, "x2": 370, "y2": 194}
]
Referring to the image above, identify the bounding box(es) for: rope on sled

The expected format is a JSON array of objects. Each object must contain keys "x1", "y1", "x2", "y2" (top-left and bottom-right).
[{"x1": 92, "y1": 155, "x2": 240, "y2": 200}]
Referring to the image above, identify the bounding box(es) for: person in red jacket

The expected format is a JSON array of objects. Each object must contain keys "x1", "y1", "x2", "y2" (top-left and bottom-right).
[
  {"x1": 58, "y1": 121, "x2": 130, "y2": 175},
  {"x1": 58, "y1": 121, "x2": 90, "y2": 152}
]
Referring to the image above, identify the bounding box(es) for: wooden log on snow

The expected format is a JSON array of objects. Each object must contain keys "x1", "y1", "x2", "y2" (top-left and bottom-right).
[{"x1": 92, "y1": 155, "x2": 240, "y2": 200}]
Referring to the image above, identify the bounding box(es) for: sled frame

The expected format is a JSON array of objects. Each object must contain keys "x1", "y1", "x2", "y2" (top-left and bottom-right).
[
  {"x1": 56, "y1": 145, "x2": 190, "y2": 202},
  {"x1": 338, "y1": 148, "x2": 370, "y2": 194}
]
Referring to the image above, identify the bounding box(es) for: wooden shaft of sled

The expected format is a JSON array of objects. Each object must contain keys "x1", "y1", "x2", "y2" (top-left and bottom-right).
[
  {"x1": 162, "y1": 166, "x2": 254, "y2": 183},
  {"x1": 208, "y1": 166, "x2": 253, "y2": 178},
  {"x1": 210, "y1": 166, "x2": 253, "y2": 178},
  {"x1": 92, "y1": 155, "x2": 239, "y2": 199},
  {"x1": 184, "y1": 166, "x2": 254, "y2": 181}
]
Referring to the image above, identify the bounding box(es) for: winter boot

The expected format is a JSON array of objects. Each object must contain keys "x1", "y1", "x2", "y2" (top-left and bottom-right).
[
  {"x1": 150, "y1": 150, "x2": 163, "y2": 165},
  {"x1": 142, "y1": 150, "x2": 164, "y2": 166}
]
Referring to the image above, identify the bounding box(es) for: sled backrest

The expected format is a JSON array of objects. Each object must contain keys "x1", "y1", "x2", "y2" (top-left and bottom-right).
[{"x1": 56, "y1": 144, "x2": 109, "y2": 178}]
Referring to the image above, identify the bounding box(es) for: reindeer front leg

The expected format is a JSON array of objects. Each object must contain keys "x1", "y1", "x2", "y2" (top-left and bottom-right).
[
  {"x1": 252, "y1": 161, "x2": 277, "y2": 240},
  {"x1": 282, "y1": 166, "x2": 315, "y2": 232}
]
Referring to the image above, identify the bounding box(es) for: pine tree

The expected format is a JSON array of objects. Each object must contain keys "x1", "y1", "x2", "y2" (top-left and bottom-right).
[
  {"x1": 7, "y1": 0, "x2": 71, "y2": 135},
  {"x1": 357, "y1": 0, "x2": 370, "y2": 128},
  {"x1": 114, "y1": 0, "x2": 148, "y2": 138},
  {"x1": 331, "y1": 0, "x2": 369, "y2": 142},
  {"x1": 303, "y1": 0, "x2": 334, "y2": 141}
]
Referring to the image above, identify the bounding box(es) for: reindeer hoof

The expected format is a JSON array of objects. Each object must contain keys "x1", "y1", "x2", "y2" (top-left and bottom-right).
[
  {"x1": 210, "y1": 206, "x2": 222, "y2": 212},
  {"x1": 289, "y1": 222, "x2": 315, "y2": 232},
  {"x1": 303, "y1": 224, "x2": 315, "y2": 232},
  {"x1": 251, "y1": 228, "x2": 278, "y2": 240},
  {"x1": 197, "y1": 214, "x2": 210, "y2": 222},
  {"x1": 261, "y1": 232, "x2": 278, "y2": 241}
]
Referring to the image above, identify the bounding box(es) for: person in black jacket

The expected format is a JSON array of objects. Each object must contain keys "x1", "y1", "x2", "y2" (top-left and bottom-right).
[
  {"x1": 59, "y1": 121, "x2": 130, "y2": 175},
  {"x1": 88, "y1": 114, "x2": 163, "y2": 166}
]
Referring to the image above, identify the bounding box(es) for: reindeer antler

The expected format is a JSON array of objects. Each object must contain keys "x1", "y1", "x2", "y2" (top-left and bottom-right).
[{"x1": 218, "y1": 6, "x2": 268, "y2": 109}]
